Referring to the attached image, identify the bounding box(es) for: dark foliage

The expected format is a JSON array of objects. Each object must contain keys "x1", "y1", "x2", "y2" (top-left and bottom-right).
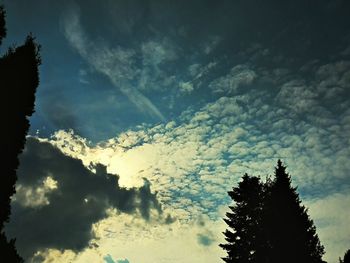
[
  {"x1": 220, "y1": 174, "x2": 267, "y2": 263},
  {"x1": 264, "y1": 160, "x2": 324, "y2": 263},
  {"x1": 340, "y1": 249, "x2": 350, "y2": 263},
  {"x1": 221, "y1": 160, "x2": 325, "y2": 263},
  {"x1": 0, "y1": 5, "x2": 40, "y2": 262}
]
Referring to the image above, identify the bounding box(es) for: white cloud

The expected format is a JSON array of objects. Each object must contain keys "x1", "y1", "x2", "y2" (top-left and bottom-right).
[
  {"x1": 306, "y1": 192, "x2": 350, "y2": 263},
  {"x1": 33, "y1": 210, "x2": 226, "y2": 263},
  {"x1": 276, "y1": 80, "x2": 318, "y2": 114},
  {"x1": 141, "y1": 40, "x2": 177, "y2": 66},
  {"x1": 179, "y1": 81, "x2": 194, "y2": 94},
  {"x1": 274, "y1": 61, "x2": 350, "y2": 121},
  {"x1": 209, "y1": 65, "x2": 257, "y2": 94},
  {"x1": 34, "y1": 65, "x2": 350, "y2": 261},
  {"x1": 137, "y1": 39, "x2": 179, "y2": 93},
  {"x1": 189, "y1": 61, "x2": 217, "y2": 81},
  {"x1": 61, "y1": 5, "x2": 165, "y2": 121},
  {"x1": 47, "y1": 93, "x2": 350, "y2": 207},
  {"x1": 14, "y1": 176, "x2": 58, "y2": 208}
]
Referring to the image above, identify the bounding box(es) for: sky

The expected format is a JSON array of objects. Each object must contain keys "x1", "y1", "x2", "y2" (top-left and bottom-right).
[{"x1": 1, "y1": 0, "x2": 350, "y2": 262}]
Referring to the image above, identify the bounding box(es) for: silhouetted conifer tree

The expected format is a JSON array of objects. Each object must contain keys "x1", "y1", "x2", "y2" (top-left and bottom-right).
[
  {"x1": 340, "y1": 249, "x2": 350, "y2": 263},
  {"x1": 221, "y1": 160, "x2": 325, "y2": 263},
  {"x1": 0, "y1": 5, "x2": 40, "y2": 262},
  {"x1": 220, "y1": 174, "x2": 267, "y2": 263},
  {"x1": 263, "y1": 160, "x2": 324, "y2": 263}
]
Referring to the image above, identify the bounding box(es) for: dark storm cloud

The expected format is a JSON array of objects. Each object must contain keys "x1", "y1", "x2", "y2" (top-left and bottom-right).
[{"x1": 5, "y1": 137, "x2": 163, "y2": 260}]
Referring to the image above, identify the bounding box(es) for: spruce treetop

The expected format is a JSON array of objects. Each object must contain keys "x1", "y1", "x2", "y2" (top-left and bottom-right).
[{"x1": 221, "y1": 160, "x2": 325, "y2": 263}]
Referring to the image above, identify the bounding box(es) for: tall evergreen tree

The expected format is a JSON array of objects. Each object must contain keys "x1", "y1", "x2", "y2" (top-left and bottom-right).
[
  {"x1": 263, "y1": 160, "x2": 325, "y2": 263},
  {"x1": 0, "y1": 5, "x2": 40, "y2": 262},
  {"x1": 220, "y1": 174, "x2": 266, "y2": 263},
  {"x1": 221, "y1": 160, "x2": 325, "y2": 263},
  {"x1": 340, "y1": 249, "x2": 350, "y2": 263}
]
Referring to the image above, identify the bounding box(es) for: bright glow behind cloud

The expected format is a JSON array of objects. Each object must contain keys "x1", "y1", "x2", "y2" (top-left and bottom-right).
[{"x1": 38, "y1": 88, "x2": 350, "y2": 262}]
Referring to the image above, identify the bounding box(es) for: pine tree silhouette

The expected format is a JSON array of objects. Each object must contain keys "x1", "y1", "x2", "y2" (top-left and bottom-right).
[
  {"x1": 263, "y1": 160, "x2": 325, "y2": 263},
  {"x1": 0, "y1": 5, "x2": 40, "y2": 262},
  {"x1": 340, "y1": 249, "x2": 350, "y2": 263},
  {"x1": 220, "y1": 174, "x2": 267, "y2": 263},
  {"x1": 221, "y1": 160, "x2": 325, "y2": 263}
]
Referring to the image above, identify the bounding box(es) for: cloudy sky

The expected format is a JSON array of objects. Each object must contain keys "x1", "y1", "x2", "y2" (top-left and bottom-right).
[{"x1": 1, "y1": 0, "x2": 350, "y2": 262}]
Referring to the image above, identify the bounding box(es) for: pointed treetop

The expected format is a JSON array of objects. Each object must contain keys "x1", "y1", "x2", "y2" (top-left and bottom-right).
[
  {"x1": 274, "y1": 159, "x2": 290, "y2": 181},
  {"x1": 277, "y1": 159, "x2": 282, "y2": 168},
  {"x1": 276, "y1": 159, "x2": 286, "y2": 171}
]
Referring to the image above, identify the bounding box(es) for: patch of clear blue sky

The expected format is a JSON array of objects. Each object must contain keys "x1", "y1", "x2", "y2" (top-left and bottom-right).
[
  {"x1": 103, "y1": 254, "x2": 116, "y2": 263},
  {"x1": 104, "y1": 254, "x2": 129, "y2": 263}
]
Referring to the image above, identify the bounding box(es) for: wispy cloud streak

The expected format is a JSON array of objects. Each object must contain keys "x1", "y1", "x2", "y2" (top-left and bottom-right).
[{"x1": 61, "y1": 5, "x2": 165, "y2": 121}]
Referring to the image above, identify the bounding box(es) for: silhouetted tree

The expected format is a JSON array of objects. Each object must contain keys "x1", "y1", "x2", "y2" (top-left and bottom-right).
[
  {"x1": 340, "y1": 249, "x2": 350, "y2": 263},
  {"x1": 0, "y1": 5, "x2": 40, "y2": 262},
  {"x1": 221, "y1": 160, "x2": 325, "y2": 263},
  {"x1": 220, "y1": 174, "x2": 267, "y2": 263},
  {"x1": 263, "y1": 160, "x2": 325, "y2": 263}
]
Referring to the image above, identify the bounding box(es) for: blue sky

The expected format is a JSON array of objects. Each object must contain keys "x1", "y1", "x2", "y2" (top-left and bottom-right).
[{"x1": 1, "y1": 0, "x2": 350, "y2": 262}]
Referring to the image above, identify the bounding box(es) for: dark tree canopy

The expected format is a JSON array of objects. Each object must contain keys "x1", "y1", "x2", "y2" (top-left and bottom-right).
[
  {"x1": 340, "y1": 249, "x2": 350, "y2": 263},
  {"x1": 220, "y1": 174, "x2": 266, "y2": 263},
  {"x1": 0, "y1": 5, "x2": 40, "y2": 262},
  {"x1": 221, "y1": 160, "x2": 325, "y2": 263},
  {"x1": 264, "y1": 160, "x2": 325, "y2": 263}
]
